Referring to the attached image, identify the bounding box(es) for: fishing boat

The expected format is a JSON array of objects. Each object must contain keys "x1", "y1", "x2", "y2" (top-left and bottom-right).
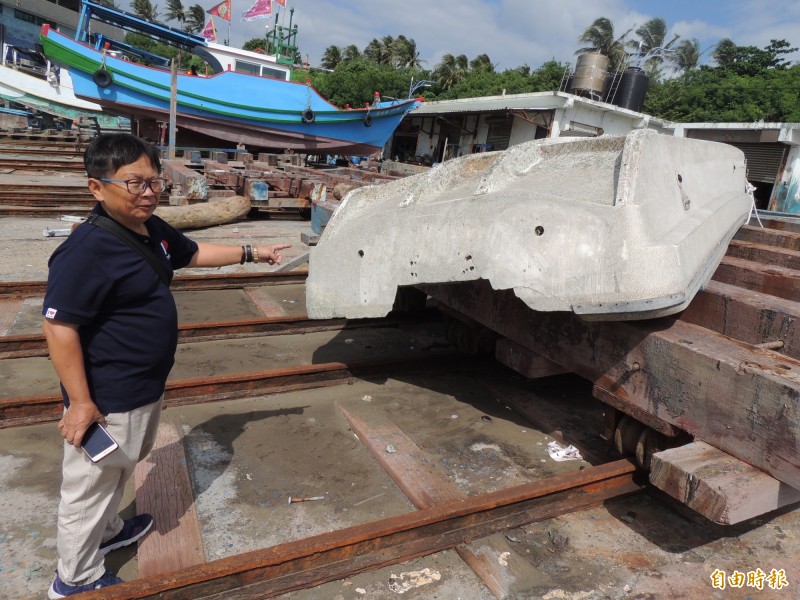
[
  {"x1": 0, "y1": 43, "x2": 128, "y2": 129},
  {"x1": 40, "y1": 0, "x2": 420, "y2": 153}
]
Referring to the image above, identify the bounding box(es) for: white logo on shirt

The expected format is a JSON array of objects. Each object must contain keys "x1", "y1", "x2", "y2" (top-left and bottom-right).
[{"x1": 45, "y1": 307, "x2": 58, "y2": 319}]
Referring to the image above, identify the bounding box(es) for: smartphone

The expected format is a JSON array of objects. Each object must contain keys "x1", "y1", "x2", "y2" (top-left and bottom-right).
[{"x1": 81, "y1": 422, "x2": 119, "y2": 462}]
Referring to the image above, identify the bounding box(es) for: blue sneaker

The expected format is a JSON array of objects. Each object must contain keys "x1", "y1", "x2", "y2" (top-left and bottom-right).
[
  {"x1": 48, "y1": 570, "x2": 123, "y2": 598},
  {"x1": 99, "y1": 513, "x2": 154, "y2": 555}
]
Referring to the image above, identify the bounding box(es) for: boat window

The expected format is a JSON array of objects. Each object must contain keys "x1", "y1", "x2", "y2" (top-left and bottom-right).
[
  {"x1": 234, "y1": 60, "x2": 260, "y2": 75},
  {"x1": 261, "y1": 66, "x2": 288, "y2": 80}
]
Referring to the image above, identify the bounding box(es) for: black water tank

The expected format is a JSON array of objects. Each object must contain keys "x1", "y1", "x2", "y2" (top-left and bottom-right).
[{"x1": 614, "y1": 67, "x2": 649, "y2": 112}]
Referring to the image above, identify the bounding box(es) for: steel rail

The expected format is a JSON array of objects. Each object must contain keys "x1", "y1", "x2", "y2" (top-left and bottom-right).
[
  {"x1": 0, "y1": 309, "x2": 441, "y2": 359},
  {"x1": 0, "y1": 270, "x2": 308, "y2": 299},
  {"x1": 0, "y1": 351, "x2": 468, "y2": 428},
  {"x1": 78, "y1": 459, "x2": 641, "y2": 599}
]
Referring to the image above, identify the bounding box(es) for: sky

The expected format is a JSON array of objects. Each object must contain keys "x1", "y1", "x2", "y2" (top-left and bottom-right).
[{"x1": 202, "y1": 0, "x2": 800, "y2": 71}]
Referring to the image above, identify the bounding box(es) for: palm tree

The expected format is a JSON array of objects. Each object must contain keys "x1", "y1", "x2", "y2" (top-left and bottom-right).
[
  {"x1": 363, "y1": 38, "x2": 389, "y2": 64},
  {"x1": 342, "y1": 44, "x2": 361, "y2": 62},
  {"x1": 132, "y1": 0, "x2": 158, "y2": 21},
  {"x1": 627, "y1": 17, "x2": 679, "y2": 75},
  {"x1": 576, "y1": 17, "x2": 632, "y2": 71},
  {"x1": 164, "y1": 0, "x2": 185, "y2": 26},
  {"x1": 185, "y1": 4, "x2": 206, "y2": 33},
  {"x1": 321, "y1": 45, "x2": 342, "y2": 70},
  {"x1": 390, "y1": 36, "x2": 423, "y2": 68},
  {"x1": 712, "y1": 38, "x2": 737, "y2": 68},
  {"x1": 470, "y1": 53, "x2": 494, "y2": 73},
  {"x1": 671, "y1": 38, "x2": 701, "y2": 73},
  {"x1": 433, "y1": 53, "x2": 469, "y2": 90}
]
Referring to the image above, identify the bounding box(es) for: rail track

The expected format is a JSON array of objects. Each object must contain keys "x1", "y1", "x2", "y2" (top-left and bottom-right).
[{"x1": 0, "y1": 267, "x2": 645, "y2": 598}]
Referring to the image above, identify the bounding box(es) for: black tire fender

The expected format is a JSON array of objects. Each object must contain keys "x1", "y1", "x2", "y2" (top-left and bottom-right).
[
  {"x1": 301, "y1": 108, "x2": 315, "y2": 124},
  {"x1": 363, "y1": 114, "x2": 373, "y2": 127},
  {"x1": 92, "y1": 69, "x2": 113, "y2": 88}
]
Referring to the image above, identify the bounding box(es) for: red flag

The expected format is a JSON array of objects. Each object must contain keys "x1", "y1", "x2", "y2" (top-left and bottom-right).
[
  {"x1": 274, "y1": 0, "x2": 285, "y2": 5},
  {"x1": 201, "y1": 17, "x2": 217, "y2": 41},
  {"x1": 243, "y1": 0, "x2": 271, "y2": 20},
  {"x1": 207, "y1": 0, "x2": 231, "y2": 22}
]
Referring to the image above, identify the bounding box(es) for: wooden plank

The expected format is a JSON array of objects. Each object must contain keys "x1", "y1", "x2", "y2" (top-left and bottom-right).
[
  {"x1": 713, "y1": 255, "x2": 800, "y2": 302},
  {"x1": 134, "y1": 422, "x2": 205, "y2": 577},
  {"x1": 340, "y1": 403, "x2": 542, "y2": 599},
  {"x1": 423, "y1": 280, "x2": 800, "y2": 491},
  {"x1": 494, "y1": 338, "x2": 568, "y2": 378},
  {"x1": 680, "y1": 280, "x2": 800, "y2": 359},
  {"x1": 650, "y1": 441, "x2": 800, "y2": 525},
  {"x1": 243, "y1": 287, "x2": 287, "y2": 317},
  {"x1": 0, "y1": 298, "x2": 22, "y2": 336},
  {"x1": 727, "y1": 238, "x2": 800, "y2": 270},
  {"x1": 735, "y1": 224, "x2": 800, "y2": 251},
  {"x1": 592, "y1": 385, "x2": 680, "y2": 438}
]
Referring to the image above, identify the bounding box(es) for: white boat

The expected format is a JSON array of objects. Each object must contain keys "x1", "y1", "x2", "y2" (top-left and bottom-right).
[
  {"x1": 307, "y1": 130, "x2": 753, "y2": 321},
  {"x1": 0, "y1": 43, "x2": 127, "y2": 128}
]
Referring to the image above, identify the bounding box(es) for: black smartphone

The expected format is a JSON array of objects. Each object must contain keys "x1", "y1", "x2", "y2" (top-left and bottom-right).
[{"x1": 81, "y1": 422, "x2": 119, "y2": 462}]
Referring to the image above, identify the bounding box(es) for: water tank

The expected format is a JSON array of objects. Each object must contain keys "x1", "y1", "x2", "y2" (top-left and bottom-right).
[
  {"x1": 572, "y1": 53, "x2": 609, "y2": 98},
  {"x1": 614, "y1": 67, "x2": 649, "y2": 112}
]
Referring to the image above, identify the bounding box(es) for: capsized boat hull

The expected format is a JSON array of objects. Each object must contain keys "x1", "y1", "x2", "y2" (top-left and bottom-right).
[
  {"x1": 306, "y1": 130, "x2": 753, "y2": 321},
  {"x1": 41, "y1": 26, "x2": 419, "y2": 153}
]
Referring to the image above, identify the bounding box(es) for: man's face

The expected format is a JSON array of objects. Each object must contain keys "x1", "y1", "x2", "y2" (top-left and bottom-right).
[{"x1": 87, "y1": 155, "x2": 160, "y2": 228}]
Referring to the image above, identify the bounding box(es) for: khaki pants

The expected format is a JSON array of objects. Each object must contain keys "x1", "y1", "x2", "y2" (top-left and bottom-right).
[{"x1": 56, "y1": 398, "x2": 162, "y2": 585}]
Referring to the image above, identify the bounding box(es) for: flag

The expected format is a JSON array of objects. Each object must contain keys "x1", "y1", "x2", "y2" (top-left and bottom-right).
[
  {"x1": 274, "y1": 0, "x2": 285, "y2": 5},
  {"x1": 207, "y1": 0, "x2": 231, "y2": 22},
  {"x1": 242, "y1": 0, "x2": 271, "y2": 20},
  {"x1": 201, "y1": 17, "x2": 217, "y2": 41}
]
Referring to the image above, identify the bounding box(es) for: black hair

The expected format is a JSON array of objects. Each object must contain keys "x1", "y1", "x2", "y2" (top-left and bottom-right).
[{"x1": 84, "y1": 133, "x2": 162, "y2": 178}]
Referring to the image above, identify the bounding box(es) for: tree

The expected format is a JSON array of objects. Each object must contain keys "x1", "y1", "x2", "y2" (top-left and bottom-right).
[
  {"x1": 132, "y1": 0, "x2": 158, "y2": 21},
  {"x1": 671, "y1": 38, "x2": 701, "y2": 73},
  {"x1": 576, "y1": 17, "x2": 632, "y2": 71},
  {"x1": 185, "y1": 4, "x2": 206, "y2": 33},
  {"x1": 627, "y1": 17, "x2": 679, "y2": 76},
  {"x1": 433, "y1": 53, "x2": 469, "y2": 90},
  {"x1": 713, "y1": 38, "x2": 798, "y2": 76},
  {"x1": 470, "y1": 53, "x2": 495, "y2": 74},
  {"x1": 363, "y1": 38, "x2": 390, "y2": 65},
  {"x1": 342, "y1": 45, "x2": 361, "y2": 62},
  {"x1": 163, "y1": 0, "x2": 185, "y2": 26},
  {"x1": 391, "y1": 35, "x2": 423, "y2": 68},
  {"x1": 321, "y1": 45, "x2": 342, "y2": 70}
]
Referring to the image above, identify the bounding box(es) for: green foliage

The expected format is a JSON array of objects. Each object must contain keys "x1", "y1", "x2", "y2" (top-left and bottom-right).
[
  {"x1": 309, "y1": 58, "x2": 425, "y2": 107},
  {"x1": 132, "y1": 0, "x2": 158, "y2": 21}
]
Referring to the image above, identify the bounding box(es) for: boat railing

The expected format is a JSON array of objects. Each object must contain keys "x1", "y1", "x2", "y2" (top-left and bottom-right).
[
  {"x1": 1, "y1": 43, "x2": 51, "y2": 80},
  {"x1": 93, "y1": 34, "x2": 170, "y2": 68}
]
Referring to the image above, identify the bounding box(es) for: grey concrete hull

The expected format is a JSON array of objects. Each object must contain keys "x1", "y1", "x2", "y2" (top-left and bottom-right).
[{"x1": 307, "y1": 130, "x2": 752, "y2": 321}]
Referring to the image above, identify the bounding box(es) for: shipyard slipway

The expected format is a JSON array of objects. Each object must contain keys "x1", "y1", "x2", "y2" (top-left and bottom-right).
[{"x1": 307, "y1": 130, "x2": 752, "y2": 321}]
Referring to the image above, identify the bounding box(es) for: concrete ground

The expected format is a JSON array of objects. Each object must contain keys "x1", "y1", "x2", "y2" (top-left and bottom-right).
[{"x1": 0, "y1": 214, "x2": 798, "y2": 600}]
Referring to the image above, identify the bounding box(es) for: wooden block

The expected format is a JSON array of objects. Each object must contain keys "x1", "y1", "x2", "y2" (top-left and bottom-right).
[
  {"x1": 300, "y1": 232, "x2": 319, "y2": 246},
  {"x1": 495, "y1": 337, "x2": 568, "y2": 379},
  {"x1": 735, "y1": 224, "x2": 800, "y2": 251},
  {"x1": 134, "y1": 422, "x2": 205, "y2": 578},
  {"x1": 727, "y1": 238, "x2": 800, "y2": 271},
  {"x1": 341, "y1": 404, "x2": 541, "y2": 598},
  {"x1": 243, "y1": 286, "x2": 288, "y2": 317},
  {"x1": 680, "y1": 280, "x2": 800, "y2": 360},
  {"x1": 713, "y1": 255, "x2": 800, "y2": 303},
  {"x1": 650, "y1": 441, "x2": 800, "y2": 524},
  {"x1": 422, "y1": 279, "x2": 800, "y2": 491}
]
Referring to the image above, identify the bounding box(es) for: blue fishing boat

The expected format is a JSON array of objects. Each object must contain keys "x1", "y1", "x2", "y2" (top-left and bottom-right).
[{"x1": 40, "y1": 0, "x2": 419, "y2": 153}]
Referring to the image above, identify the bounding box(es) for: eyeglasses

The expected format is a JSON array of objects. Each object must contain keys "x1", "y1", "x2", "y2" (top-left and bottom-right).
[{"x1": 99, "y1": 177, "x2": 168, "y2": 194}]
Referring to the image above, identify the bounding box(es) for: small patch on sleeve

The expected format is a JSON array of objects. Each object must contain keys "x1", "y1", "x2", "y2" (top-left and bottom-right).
[{"x1": 45, "y1": 307, "x2": 58, "y2": 319}]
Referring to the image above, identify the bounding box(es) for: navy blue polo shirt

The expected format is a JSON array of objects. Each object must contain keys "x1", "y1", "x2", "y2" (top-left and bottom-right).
[{"x1": 43, "y1": 204, "x2": 199, "y2": 414}]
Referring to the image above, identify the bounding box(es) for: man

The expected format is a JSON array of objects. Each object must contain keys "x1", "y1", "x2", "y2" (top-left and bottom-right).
[{"x1": 43, "y1": 133, "x2": 290, "y2": 597}]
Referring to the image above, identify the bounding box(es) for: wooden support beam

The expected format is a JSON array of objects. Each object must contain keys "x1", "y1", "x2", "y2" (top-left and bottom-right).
[
  {"x1": 727, "y1": 239, "x2": 800, "y2": 271},
  {"x1": 735, "y1": 224, "x2": 800, "y2": 252},
  {"x1": 134, "y1": 423, "x2": 205, "y2": 577},
  {"x1": 713, "y1": 256, "x2": 800, "y2": 303},
  {"x1": 680, "y1": 280, "x2": 800, "y2": 360},
  {"x1": 341, "y1": 404, "x2": 582, "y2": 598},
  {"x1": 495, "y1": 338, "x2": 568, "y2": 379},
  {"x1": 650, "y1": 441, "x2": 800, "y2": 525},
  {"x1": 422, "y1": 280, "x2": 800, "y2": 491}
]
